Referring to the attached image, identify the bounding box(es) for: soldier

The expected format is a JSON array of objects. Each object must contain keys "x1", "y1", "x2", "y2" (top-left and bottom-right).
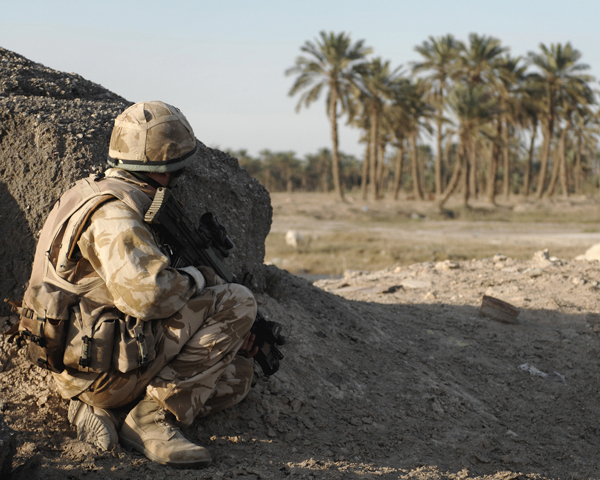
[{"x1": 21, "y1": 101, "x2": 258, "y2": 468}]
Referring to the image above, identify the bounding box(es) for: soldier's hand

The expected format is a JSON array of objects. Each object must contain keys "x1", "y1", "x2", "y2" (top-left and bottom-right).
[{"x1": 238, "y1": 331, "x2": 259, "y2": 358}]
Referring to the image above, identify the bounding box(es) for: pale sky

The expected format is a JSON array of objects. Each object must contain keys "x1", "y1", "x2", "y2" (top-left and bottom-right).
[{"x1": 3, "y1": 0, "x2": 600, "y2": 158}]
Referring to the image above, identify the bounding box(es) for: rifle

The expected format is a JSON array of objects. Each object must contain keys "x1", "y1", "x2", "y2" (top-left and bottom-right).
[{"x1": 144, "y1": 187, "x2": 285, "y2": 376}]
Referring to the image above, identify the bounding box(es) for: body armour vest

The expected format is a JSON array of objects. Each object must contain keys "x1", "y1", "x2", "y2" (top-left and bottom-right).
[{"x1": 19, "y1": 171, "x2": 152, "y2": 372}]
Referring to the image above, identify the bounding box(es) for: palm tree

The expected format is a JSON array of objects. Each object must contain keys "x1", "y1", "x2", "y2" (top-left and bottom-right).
[
  {"x1": 404, "y1": 79, "x2": 433, "y2": 200},
  {"x1": 387, "y1": 90, "x2": 413, "y2": 200},
  {"x1": 455, "y1": 34, "x2": 508, "y2": 202},
  {"x1": 354, "y1": 57, "x2": 406, "y2": 199},
  {"x1": 495, "y1": 55, "x2": 526, "y2": 201},
  {"x1": 413, "y1": 34, "x2": 463, "y2": 198},
  {"x1": 572, "y1": 106, "x2": 600, "y2": 194},
  {"x1": 286, "y1": 31, "x2": 372, "y2": 200},
  {"x1": 527, "y1": 42, "x2": 594, "y2": 198},
  {"x1": 546, "y1": 81, "x2": 595, "y2": 197},
  {"x1": 442, "y1": 83, "x2": 500, "y2": 207},
  {"x1": 456, "y1": 33, "x2": 508, "y2": 87},
  {"x1": 516, "y1": 79, "x2": 545, "y2": 197}
]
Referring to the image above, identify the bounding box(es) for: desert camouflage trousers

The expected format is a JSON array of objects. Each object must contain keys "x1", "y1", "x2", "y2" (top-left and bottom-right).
[{"x1": 78, "y1": 283, "x2": 257, "y2": 425}]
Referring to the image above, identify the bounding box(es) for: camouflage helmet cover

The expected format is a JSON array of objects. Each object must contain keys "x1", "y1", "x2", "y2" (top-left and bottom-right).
[{"x1": 108, "y1": 101, "x2": 196, "y2": 172}]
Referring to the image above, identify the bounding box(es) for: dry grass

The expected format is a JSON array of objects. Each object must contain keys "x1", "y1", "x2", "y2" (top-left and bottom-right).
[{"x1": 265, "y1": 192, "x2": 600, "y2": 276}]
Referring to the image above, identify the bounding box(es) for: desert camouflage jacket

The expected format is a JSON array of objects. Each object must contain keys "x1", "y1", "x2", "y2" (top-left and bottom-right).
[
  {"x1": 76, "y1": 169, "x2": 205, "y2": 320},
  {"x1": 28, "y1": 168, "x2": 205, "y2": 397}
]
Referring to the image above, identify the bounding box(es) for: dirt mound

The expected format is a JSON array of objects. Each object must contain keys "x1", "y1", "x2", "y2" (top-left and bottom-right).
[
  {"x1": 1, "y1": 48, "x2": 600, "y2": 480},
  {"x1": 0, "y1": 47, "x2": 271, "y2": 314}
]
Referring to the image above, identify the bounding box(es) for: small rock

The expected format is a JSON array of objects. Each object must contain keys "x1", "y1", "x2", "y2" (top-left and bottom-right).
[
  {"x1": 434, "y1": 260, "x2": 459, "y2": 271},
  {"x1": 493, "y1": 253, "x2": 507, "y2": 262},
  {"x1": 532, "y1": 249, "x2": 553, "y2": 268}
]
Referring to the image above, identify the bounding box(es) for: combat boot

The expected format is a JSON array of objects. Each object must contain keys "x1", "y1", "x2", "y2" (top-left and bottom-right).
[
  {"x1": 68, "y1": 399, "x2": 119, "y2": 451},
  {"x1": 119, "y1": 395, "x2": 211, "y2": 468}
]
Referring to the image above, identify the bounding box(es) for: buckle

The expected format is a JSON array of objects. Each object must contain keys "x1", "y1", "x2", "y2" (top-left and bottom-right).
[
  {"x1": 79, "y1": 335, "x2": 91, "y2": 367},
  {"x1": 20, "y1": 330, "x2": 45, "y2": 347},
  {"x1": 136, "y1": 333, "x2": 150, "y2": 366}
]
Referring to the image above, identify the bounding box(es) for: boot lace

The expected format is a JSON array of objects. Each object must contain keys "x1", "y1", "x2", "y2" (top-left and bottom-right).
[{"x1": 156, "y1": 408, "x2": 179, "y2": 438}]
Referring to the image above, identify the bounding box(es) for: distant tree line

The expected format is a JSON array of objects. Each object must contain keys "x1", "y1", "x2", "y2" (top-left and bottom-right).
[
  {"x1": 276, "y1": 31, "x2": 600, "y2": 205},
  {"x1": 226, "y1": 148, "x2": 363, "y2": 193}
]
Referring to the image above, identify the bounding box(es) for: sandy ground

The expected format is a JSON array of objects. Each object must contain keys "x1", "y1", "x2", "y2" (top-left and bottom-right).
[
  {"x1": 5, "y1": 45, "x2": 600, "y2": 480},
  {"x1": 3, "y1": 195, "x2": 600, "y2": 479}
]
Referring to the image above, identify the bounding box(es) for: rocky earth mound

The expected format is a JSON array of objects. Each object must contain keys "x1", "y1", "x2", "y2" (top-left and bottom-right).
[
  {"x1": 0, "y1": 47, "x2": 271, "y2": 315},
  {"x1": 1, "y1": 48, "x2": 600, "y2": 480}
]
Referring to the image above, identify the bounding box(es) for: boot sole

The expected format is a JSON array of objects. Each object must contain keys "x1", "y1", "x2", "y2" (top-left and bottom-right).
[
  {"x1": 68, "y1": 399, "x2": 118, "y2": 451},
  {"x1": 120, "y1": 435, "x2": 212, "y2": 469}
]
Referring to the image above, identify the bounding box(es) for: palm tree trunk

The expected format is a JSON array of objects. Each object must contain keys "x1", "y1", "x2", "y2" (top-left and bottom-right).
[
  {"x1": 559, "y1": 151, "x2": 569, "y2": 197},
  {"x1": 487, "y1": 139, "x2": 498, "y2": 204},
  {"x1": 536, "y1": 91, "x2": 555, "y2": 198},
  {"x1": 361, "y1": 139, "x2": 370, "y2": 200},
  {"x1": 523, "y1": 122, "x2": 537, "y2": 197},
  {"x1": 377, "y1": 141, "x2": 386, "y2": 196},
  {"x1": 410, "y1": 132, "x2": 423, "y2": 200},
  {"x1": 469, "y1": 139, "x2": 478, "y2": 200},
  {"x1": 502, "y1": 120, "x2": 510, "y2": 200},
  {"x1": 461, "y1": 138, "x2": 471, "y2": 207},
  {"x1": 437, "y1": 138, "x2": 463, "y2": 209},
  {"x1": 442, "y1": 135, "x2": 453, "y2": 191},
  {"x1": 536, "y1": 123, "x2": 552, "y2": 198},
  {"x1": 575, "y1": 133, "x2": 583, "y2": 194},
  {"x1": 393, "y1": 143, "x2": 404, "y2": 200},
  {"x1": 328, "y1": 88, "x2": 345, "y2": 201},
  {"x1": 487, "y1": 121, "x2": 501, "y2": 204},
  {"x1": 559, "y1": 121, "x2": 571, "y2": 197},
  {"x1": 435, "y1": 104, "x2": 443, "y2": 198},
  {"x1": 546, "y1": 137, "x2": 561, "y2": 197},
  {"x1": 369, "y1": 107, "x2": 379, "y2": 200}
]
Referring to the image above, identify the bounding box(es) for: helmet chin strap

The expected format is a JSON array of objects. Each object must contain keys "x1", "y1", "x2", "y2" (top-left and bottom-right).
[{"x1": 129, "y1": 171, "x2": 166, "y2": 190}]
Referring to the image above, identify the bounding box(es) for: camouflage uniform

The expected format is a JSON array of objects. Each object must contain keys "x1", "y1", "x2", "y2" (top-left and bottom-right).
[{"x1": 34, "y1": 168, "x2": 255, "y2": 425}]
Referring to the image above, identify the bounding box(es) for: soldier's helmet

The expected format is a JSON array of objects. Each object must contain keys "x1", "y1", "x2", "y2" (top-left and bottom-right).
[{"x1": 107, "y1": 101, "x2": 196, "y2": 172}]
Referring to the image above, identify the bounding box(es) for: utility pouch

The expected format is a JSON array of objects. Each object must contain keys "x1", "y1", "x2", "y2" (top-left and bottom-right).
[
  {"x1": 63, "y1": 304, "x2": 117, "y2": 373},
  {"x1": 112, "y1": 316, "x2": 156, "y2": 373},
  {"x1": 8, "y1": 300, "x2": 69, "y2": 373}
]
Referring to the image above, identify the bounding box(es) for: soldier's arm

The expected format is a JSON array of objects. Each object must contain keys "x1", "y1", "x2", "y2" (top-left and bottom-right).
[{"x1": 78, "y1": 200, "x2": 205, "y2": 320}]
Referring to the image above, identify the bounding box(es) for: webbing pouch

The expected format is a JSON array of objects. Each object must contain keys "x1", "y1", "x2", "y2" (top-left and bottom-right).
[
  {"x1": 112, "y1": 316, "x2": 156, "y2": 373},
  {"x1": 63, "y1": 304, "x2": 117, "y2": 373},
  {"x1": 16, "y1": 304, "x2": 68, "y2": 373}
]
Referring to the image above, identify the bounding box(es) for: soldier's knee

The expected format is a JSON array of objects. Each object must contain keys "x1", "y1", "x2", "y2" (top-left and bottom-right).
[
  {"x1": 231, "y1": 284, "x2": 257, "y2": 313},
  {"x1": 228, "y1": 283, "x2": 256, "y2": 332}
]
